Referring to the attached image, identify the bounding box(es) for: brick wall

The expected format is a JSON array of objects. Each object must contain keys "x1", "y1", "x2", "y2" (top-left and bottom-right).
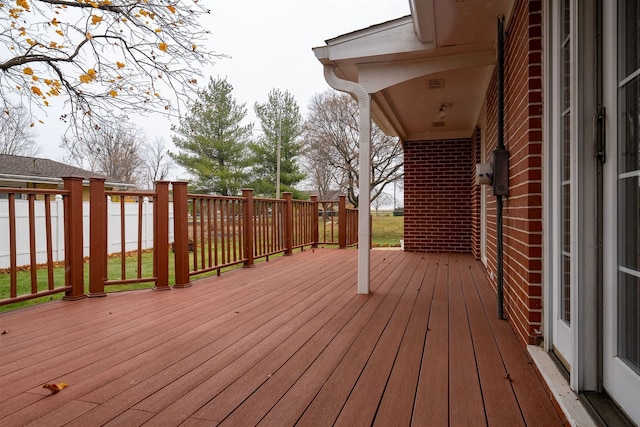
[
  {"x1": 403, "y1": 138, "x2": 472, "y2": 253},
  {"x1": 483, "y1": 0, "x2": 544, "y2": 346}
]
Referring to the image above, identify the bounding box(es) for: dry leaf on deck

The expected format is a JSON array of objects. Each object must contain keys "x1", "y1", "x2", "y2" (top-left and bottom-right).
[{"x1": 43, "y1": 383, "x2": 68, "y2": 394}]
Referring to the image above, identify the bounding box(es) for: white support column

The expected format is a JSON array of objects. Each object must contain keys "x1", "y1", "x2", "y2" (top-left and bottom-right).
[
  {"x1": 356, "y1": 95, "x2": 371, "y2": 294},
  {"x1": 323, "y1": 65, "x2": 372, "y2": 294}
]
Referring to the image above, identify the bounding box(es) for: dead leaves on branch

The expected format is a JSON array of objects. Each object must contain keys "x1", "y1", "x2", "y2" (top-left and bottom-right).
[{"x1": 0, "y1": 0, "x2": 216, "y2": 132}]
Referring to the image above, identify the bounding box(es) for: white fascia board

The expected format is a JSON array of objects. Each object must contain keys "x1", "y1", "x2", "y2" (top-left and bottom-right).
[
  {"x1": 410, "y1": 0, "x2": 436, "y2": 44},
  {"x1": 320, "y1": 18, "x2": 430, "y2": 63},
  {"x1": 0, "y1": 174, "x2": 61, "y2": 186},
  {"x1": 313, "y1": 46, "x2": 330, "y2": 63}
]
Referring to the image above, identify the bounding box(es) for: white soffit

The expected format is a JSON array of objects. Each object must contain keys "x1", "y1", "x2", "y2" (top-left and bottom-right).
[{"x1": 428, "y1": 0, "x2": 514, "y2": 48}]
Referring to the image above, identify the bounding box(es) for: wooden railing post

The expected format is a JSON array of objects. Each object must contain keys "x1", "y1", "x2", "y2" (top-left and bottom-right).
[
  {"x1": 338, "y1": 195, "x2": 347, "y2": 249},
  {"x1": 242, "y1": 188, "x2": 255, "y2": 268},
  {"x1": 62, "y1": 177, "x2": 86, "y2": 301},
  {"x1": 172, "y1": 182, "x2": 192, "y2": 288},
  {"x1": 153, "y1": 181, "x2": 170, "y2": 291},
  {"x1": 88, "y1": 178, "x2": 107, "y2": 297},
  {"x1": 283, "y1": 192, "x2": 293, "y2": 256},
  {"x1": 311, "y1": 195, "x2": 319, "y2": 248}
]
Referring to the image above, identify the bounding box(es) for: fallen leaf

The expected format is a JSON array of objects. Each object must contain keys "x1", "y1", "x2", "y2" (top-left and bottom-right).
[
  {"x1": 1, "y1": 330, "x2": 9, "y2": 335},
  {"x1": 43, "y1": 383, "x2": 68, "y2": 394}
]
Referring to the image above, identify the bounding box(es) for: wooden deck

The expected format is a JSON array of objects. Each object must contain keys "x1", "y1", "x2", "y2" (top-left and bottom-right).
[{"x1": 0, "y1": 249, "x2": 562, "y2": 426}]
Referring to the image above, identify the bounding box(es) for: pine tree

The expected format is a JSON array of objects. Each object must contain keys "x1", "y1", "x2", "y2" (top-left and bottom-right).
[
  {"x1": 171, "y1": 78, "x2": 252, "y2": 196},
  {"x1": 250, "y1": 89, "x2": 305, "y2": 198}
]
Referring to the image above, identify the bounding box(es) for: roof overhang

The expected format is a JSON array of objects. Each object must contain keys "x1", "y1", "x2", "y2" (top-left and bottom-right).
[{"x1": 313, "y1": 0, "x2": 515, "y2": 142}]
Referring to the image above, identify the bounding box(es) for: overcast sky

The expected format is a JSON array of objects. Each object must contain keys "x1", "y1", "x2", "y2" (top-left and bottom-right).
[{"x1": 35, "y1": 0, "x2": 410, "y2": 161}]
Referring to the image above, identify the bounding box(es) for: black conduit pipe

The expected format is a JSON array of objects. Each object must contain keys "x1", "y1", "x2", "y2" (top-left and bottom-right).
[{"x1": 497, "y1": 16, "x2": 506, "y2": 320}]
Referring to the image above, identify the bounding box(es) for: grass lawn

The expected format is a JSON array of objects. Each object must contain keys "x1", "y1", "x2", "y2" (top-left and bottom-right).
[
  {"x1": 0, "y1": 215, "x2": 404, "y2": 313},
  {"x1": 371, "y1": 212, "x2": 404, "y2": 247}
]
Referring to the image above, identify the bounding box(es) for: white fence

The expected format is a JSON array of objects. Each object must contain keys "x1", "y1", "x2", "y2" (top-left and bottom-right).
[{"x1": 0, "y1": 197, "x2": 175, "y2": 269}]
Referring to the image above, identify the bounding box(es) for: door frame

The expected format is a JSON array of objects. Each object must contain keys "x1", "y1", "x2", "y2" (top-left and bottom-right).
[{"x1": 543, "y1": 0, "x2": 599, "y2": 392}]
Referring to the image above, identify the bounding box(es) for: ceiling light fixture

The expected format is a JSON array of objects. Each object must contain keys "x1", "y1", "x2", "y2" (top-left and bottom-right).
[{"x1": 436, "y1": 103, "x2": 453, "y2": 121}]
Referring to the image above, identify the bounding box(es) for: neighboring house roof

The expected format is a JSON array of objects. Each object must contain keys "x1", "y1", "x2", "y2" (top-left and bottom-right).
[{"x1": 0, "y1": 154, "x2": 131, "y2": 187}]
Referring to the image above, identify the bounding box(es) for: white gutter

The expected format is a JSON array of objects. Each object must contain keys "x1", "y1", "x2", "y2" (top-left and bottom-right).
[{"x1": 322, "y1": 65, "x2": 371, "y2": 294}]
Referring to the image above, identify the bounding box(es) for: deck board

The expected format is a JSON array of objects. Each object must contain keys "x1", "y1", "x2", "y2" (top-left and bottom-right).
[
  {"x1": 294, "y1": 252, "x2": 420, "y2": 426},
  {"x1": 189, "y1": 254, "x2": 401, "y2": 424},
  {"x1": 448, "y1": 253, "x2": 486, "y2": 425},
  {"x1": 465, "y1": 256, "x2": 561, "y2": 426},
  {"x1": 459, "y1": 254, "x2": 525, "y2": 426},
  {"x1": 371, "y1": 253, "x2": 433, "y2": 427},
  {"x1": 253, "y1": 256, "x2": 409, "y2": 426},
  {"x1": 412, "y1": 252, "x2": 450, "y2": 426},
  {"x1": 69, "y1": 252, "x2": 356, "y2": 426},
  {"x1": 333, "y1": 253, "x2": 433, "y2": 427},
  {"x1": 0, "y1": 249, "x2": 563, "y2": 426}
]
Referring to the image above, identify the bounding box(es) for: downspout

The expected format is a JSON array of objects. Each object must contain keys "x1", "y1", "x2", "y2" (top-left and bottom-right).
[
  {"x1": 323, "y1": 65, "x2": 372, "y2": 294},
  {"x1": 496, "y1": 16, "x2": 507, "y2": 319}
]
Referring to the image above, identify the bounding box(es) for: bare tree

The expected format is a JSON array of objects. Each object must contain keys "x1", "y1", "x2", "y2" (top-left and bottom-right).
[
  {"x1": 143, "y1": 137, "x2": 173, "y2": 189},
  {"x1": 371, "y1": 192, "x2": 392, "y2": 216},
  {"x1": 0, "y1": 104, "x2": 40, "y2": 156},
  {"x1": 0, "y1": 0, "x2": 219, "y2": 136},
  {"x1": 301, "y1": 148, "x2": 335, "y2": 200},
  {"x1": 303, "y1": 90, "x2": 404, "y2": 207},
  {"x1": 62, "y1": 122, "x2": 146, "y2": 185}
]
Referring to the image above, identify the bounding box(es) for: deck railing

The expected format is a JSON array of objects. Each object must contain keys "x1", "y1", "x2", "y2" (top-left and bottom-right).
[
  {"x1": 0, "y1": 178, "x2": 85, "y2": 305},
  {"x1": 0, "y1": 180, "x2": 358, "y2": 306},
  {"x1": 87, "y1": 179, "x2": 171, "y2": 295}
]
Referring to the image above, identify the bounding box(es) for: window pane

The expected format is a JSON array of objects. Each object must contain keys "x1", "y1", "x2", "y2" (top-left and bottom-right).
[
  {"x1": 619, "y1": 1, "x2": 640, "y2": 81},
  {"x1": 562, "y1": 182, "x2": 571, "y2": 324},
  {"x1": 562, "y1": 113, "x2": 571, "y2": 181},
  {"x1": 562, "y1": 43, "x2": 571, "y2": 111},
  {"x1": 559, "y1": 0, "x2": 571, "y2": 326},
  {"x1": 617, "y1": 176, "x2": 640, "y2": 271},
  {"x1": 562, "y1": 0, "x2": 570, "y2": 41},
  {"x1": 562, "y1": 254, "x2": 571, "y2": 323},
  {"x1": 618, "y1": 78, "x2": 640, "y2": 174},
  {"x1": 618, "y1": 271, "x2": 640, "y2": 374},
  {"x1": 617, "y1": 0, "x2": 640, "y2": 374}
]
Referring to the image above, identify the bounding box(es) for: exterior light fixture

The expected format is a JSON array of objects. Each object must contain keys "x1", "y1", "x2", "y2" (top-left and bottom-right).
[{"x1": 436, "y1": 103, "x2": 453, "y2": 120}]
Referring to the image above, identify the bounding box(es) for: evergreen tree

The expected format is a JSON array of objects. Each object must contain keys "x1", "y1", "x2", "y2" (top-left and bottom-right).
[
  {"x1": 250, "y1": 89, "x2": 305, "y2": 198},
  {"x1": 171, "y1": 78, "x2": 252, "y2": 195}
]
